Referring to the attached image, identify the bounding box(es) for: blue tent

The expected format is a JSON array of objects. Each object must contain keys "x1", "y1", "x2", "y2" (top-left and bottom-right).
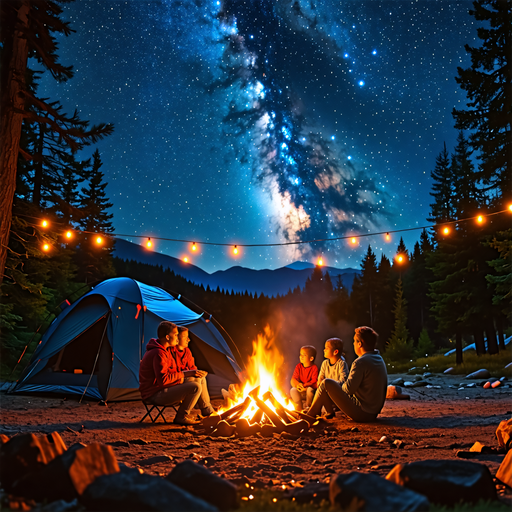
[{"x1": 14, "y1": 278, "x2": 242, "y2": 401}]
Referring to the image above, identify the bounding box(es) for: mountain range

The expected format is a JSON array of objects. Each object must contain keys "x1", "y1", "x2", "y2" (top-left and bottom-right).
[{"x1": 114, "y1": 238, "x2": 360, "y2": 297}]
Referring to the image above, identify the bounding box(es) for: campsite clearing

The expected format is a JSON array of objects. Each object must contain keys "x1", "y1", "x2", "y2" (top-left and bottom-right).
[{"x1": 1, "y1": 373, "x2": 510, "y2": 504}]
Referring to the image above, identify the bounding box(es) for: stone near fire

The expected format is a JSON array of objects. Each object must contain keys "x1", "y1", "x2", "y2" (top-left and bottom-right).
[
  {"x1": 386, "y1": 386, "x2": 411, "y2": 400},
  {"x1": 330, "y1": 471, "x2": 429, "y2": 511},
  {"x1": 11, "y1": 442, "x2": 120, "y2": 502},
  {"x1": 496, "y1": 449, "x2": 512, "y2": 487},
  {"x1": 465, "y1": 369, "x2": 491, "y2": 380},
  {"x1": 390, "y1": 378, "x2": 405, "y2": 386},
  {"x1": 385, "y1": 459, "x2": 497, "y2": 506},
  {"x1": 469, "y1": 442, "x2": 492, "y2": 454},
  {"x1": 166, "y1": 459, "x2": 238, "y2": 511},
  {"x1": 444, "y1": 367, "x2": 455, "y2": 374},
  {"x1": 81, "y1": 471, "x2": 216, "y2": 511},
  {"x1": 0, "y1": 431, "x2": 67, "y2": 492},
  {"x1": 203, "y1": 414, "x2": 221, "y2": 430},
  {"x1": 211, "y1": 420, "x2": 235, "y2": 437},
  {"x1": 0, "y1": 434, "x2": 10, "y2": 446},
  {"x1": 260, "y1": 424, "x2": 278, "y2": 437},
  {"x1": 496, "y1": 418, "x2": 512, "y2": 451}
]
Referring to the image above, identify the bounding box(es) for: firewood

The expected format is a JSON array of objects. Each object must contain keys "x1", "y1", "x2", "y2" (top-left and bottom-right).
[
  {"x1": 263, "y1": 391, "x2": 299, "y2": 425},
  {"x1": 219, "y1": 396, "x2": 251, "y2": 421},
  {"x1": 249, "y1": 409, "x2": 263, "y2": 424},
  {"x1": 249, "y1": 393, "x2": 286, "y2": 433}
]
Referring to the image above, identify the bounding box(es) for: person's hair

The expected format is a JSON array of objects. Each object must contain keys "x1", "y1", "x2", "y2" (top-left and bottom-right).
[
  {"x1": 354, "y1": 326, "x2": 379, "y2": 351},
  {"x1": 177, "y1": 326, "x2": 189, "y2": 334},
  {"x1": 301, "y1": 345, "x2": 317, "y2": 361},
  {"x1": 326, "y1": 337, "x2": 344, "y2": 356},
  {"x1": 157, "y1": 321, "x2": 177, "y2": 339}
]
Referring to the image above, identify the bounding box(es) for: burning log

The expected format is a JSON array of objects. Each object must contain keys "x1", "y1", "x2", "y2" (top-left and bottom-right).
[
  {"x1": 249, "y1": 391, "x2": 286, "y2": 432},
  {"x1": 262, "y1": 391, "x2": 300, "y2": 425},
  {"x1": 211, "y1": 420, "x2": 235, "y2": 437},
  {"x1": 219, "y1": 396, "x2": 251, "y2": 422},
  {"x1": 249, "y1": 409, "x2": 263, "y2": 424},
  {"x1": 235, "y1": 418, "x2": 261, "y2": 437}
]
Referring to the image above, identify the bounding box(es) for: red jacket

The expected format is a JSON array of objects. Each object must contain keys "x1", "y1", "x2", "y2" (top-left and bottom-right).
[
  {"x1": 139, "y1": 338, "x2": 184, "y2": 401},
  {"x1": 292, "y1": 363, "x2": 319, "y2": 389},
  {"x1": 172, "y1": 346, "x2": 197, "y2": 372}
]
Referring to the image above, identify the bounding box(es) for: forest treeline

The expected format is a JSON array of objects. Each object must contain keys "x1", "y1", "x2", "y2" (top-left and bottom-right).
[{"x1": 0, "y1": 1, "x2": 510, "y2": 376}]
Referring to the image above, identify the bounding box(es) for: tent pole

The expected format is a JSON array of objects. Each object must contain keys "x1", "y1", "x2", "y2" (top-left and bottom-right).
[{"x1": 79, "y1": 312, "x2": 111, "y2": 404}]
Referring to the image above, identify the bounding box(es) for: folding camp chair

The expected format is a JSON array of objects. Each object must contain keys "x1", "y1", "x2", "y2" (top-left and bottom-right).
[{"x1": 140, "y1": 400, "x2": 181, "y2": 423}]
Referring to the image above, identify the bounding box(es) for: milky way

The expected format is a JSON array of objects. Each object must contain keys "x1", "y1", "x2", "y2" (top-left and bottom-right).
[{"x1": 38, "y1": 0, "x2": 477, "y2": 272}]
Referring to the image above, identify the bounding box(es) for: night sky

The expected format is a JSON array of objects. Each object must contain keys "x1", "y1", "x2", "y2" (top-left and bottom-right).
[{"x1": 38, "y1": 0, "x2": 478, "y2": 273}]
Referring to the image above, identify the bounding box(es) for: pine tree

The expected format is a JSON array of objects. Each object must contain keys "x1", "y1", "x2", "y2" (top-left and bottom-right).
[
  {"x1": 414, "y1": 328, "x2": 435, "y2": 359},
  {"x1": 452, "y1": 0, "x2": 512, "y2": 199},
  {"x1": 350, "y1": 246, "x2": 379, "y2": 327},
  {"x1": 75, "y1": 150, "x2": 115, "y2": 283},
  {"x1": 385, "y1": 279, "x2": 414, "y2": 362},
  {"x1": 0, "y1": 1, "x2": 113, "y2": 283},
  {"x1": 428, "y1": 143, "x2": 455, "y2": 222}
]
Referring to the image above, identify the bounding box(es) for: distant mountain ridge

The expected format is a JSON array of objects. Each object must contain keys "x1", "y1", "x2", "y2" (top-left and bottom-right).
[{"x1": 114, "y1": 239, "x2": 359, "y2": 297}]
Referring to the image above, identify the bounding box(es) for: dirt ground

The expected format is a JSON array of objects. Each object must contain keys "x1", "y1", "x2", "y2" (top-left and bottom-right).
[{"x1": 0, "y1": 373, "x2": 510, "y2": 504}]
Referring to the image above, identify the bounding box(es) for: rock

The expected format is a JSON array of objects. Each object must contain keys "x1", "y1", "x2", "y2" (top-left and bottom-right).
[
  {"x1": 284, "y1": 482, "x2": 329, "y2": 504},
  {"x1": 81, "y1": 470, "x2": 216, "y2": 511},
  {"x1": 505, "y1": 362, "x2": 512, "y2": 370},
  {"x1": 386, "y1": 459, "x2": 497, "y2": 506},
  {"x1": 330, "y1": 471, "x2": 429, "y2": 511},
  {"x1": 491, "y1": 381, "x2": 501, "y2": 388},
  {"x1": 11, "y1": 442, "x2": 120, "y2": 502},
  {"x1": 387, "y1": 386, "x2": 411, "y2": 400},
  {"x1": 422, "y1": 372, "x2": 432, "y2": 378},
  {"x1": 496, "y1": 450, "x2": 512, "y2": 487},
  {"x1": 466, "y1": 383, "x2": 476, "y2": 388},
  {"x1": 444, "y1": 367, "x2": 455, "y2": 374},
  {"x1": 496, "y1": 418, "x2": 512, "y2": 451},
  {"x1": 404, "y1": 381, "x2": 414, "y2": 387},
  {"x1": 465, "y1": 369, "x2": 491, "y2": 380},
  {"x1": 0, "y1": 432, "x2": 67, "y2": 492},
  {"x1": 0, "y1": 434, "x2": 10, "y2": 446},
  {"x1": 279, "y1": 465, "x2": 304, "y2": 474},
  {"x1": 469, "y1": 442, "x2": 492, "y2": 454},
  {"x1": 379, "y1": 436, "x2": 390, "y2": 443},
  {"x1": 393, "y1": 440, "x2": 405, "y2": 449},
  {"x1": 406, "y1": 381, "x2": 429, "y2": 388},
  {"x1": 455, "y1": 450, "x2": 476, "y2": 459},
  {"x1": 390, "y1": 378, "x2": 405, "y2": 386},
  {"x1": 166, "y1": 459, "x2": 237, "y2": 511}
]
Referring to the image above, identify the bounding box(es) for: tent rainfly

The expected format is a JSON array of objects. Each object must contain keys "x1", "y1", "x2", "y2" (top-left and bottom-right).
[{"x1": 13, "y1": 278, "x2": 243, "y2": 401}]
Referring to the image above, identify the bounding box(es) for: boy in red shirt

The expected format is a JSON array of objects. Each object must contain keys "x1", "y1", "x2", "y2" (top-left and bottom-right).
[
  {"x1": 289, "y1": 345, "x2": 319, "y2": 411},
  {"x1": 173, "y1": 326, "x2": 216, "y2": 417}
]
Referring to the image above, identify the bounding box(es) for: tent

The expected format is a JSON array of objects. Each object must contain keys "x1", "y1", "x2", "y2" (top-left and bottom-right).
[{"x1": 13, "y1": 278, "x2": 243, "y2": 401}]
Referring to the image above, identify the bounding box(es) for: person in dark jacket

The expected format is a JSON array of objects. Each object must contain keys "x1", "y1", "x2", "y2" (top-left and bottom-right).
[{"x1": 139, "y1": 321, "x2": 201, "y2": 425}]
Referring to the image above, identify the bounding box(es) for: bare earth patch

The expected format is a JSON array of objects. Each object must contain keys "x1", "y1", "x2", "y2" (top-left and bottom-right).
[{"x1": 1, "y1": 373, "x2": 510, "y2": 500}]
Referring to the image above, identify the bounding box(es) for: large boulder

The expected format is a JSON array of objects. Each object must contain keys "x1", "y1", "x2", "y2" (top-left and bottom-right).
[
  {"x1": 166, "y1": 459, "x2": 238, "y2": 511},
  {"x1": 386, "y1": 459, "x2": 496, "y2": 506},
  {"x1": 0, "y1": 432, "x2": 67, "y2": 492},
  {"x1": 11, "y1": 442, "x2": 119, "y2": 502},
  {"x1": 330, "y1": 471, "x2": 429, "y2": 511},
  {"x1": 81, "y1": 470, "x2": 217, "y2": 511},
  {"x1": 465, "y1": 369, "x2": 491, "y2": 380}
]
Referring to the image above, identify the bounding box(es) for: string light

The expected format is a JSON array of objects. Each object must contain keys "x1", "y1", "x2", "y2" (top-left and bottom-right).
[
  {"x1": 41, "y1": 219, "x2": 49, "y2": 228},
  {"x1": 183, "y1": 256, "x2": 189, "y2": 263},
  {"x1": 508, "y1": 203, "x2": 512, "y2": 212},
  {"x1": 317, "y1": 257, "x2": 324, "y2": 266},
  {"x1": 65, "y1": 230, "x2": 73, "y2": 240},
  {"x1": 395, "y1": 254, "x2": 405, "y2": 264},
  {"x1": 95, "y1": 236, "x2": 103, "y2": 246},
  {"x1": 233, "y1": 245, "x2": 238, "y2": 255},
  {"x1": 385, "y1": 232, "x2": 391, "y2": 242},
  {"x1": 146, "y1": 237, "x2": 152, "y2": 249},
  {"x1": 476, "y1": 215, "x2": 484, "y2": 224},
  {"x1": 191, "y1": 242, "x2": 197, "y2": 252},
  {"x1": 42, "y1": 243, "x2": 50, "y2": 252},
  {"x1": 350, "y1": 237, "x2": 358, "y2": 245},
  {"x1": 442, "y1": 226, "x2": 450, "y2": 236}
]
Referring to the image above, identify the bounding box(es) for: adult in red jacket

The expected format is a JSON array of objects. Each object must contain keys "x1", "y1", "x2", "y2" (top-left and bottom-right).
[
  {"x1": 173, "y1": 326, "x2": 215, "y2": 416},
  {"x1": 139, "y1": 321, "x2": 201, "y2": 425}
]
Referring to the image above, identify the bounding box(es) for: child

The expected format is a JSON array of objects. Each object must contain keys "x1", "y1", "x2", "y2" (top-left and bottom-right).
[
  {"x1": 307, "y1": 327, "x2": 387, "y2": 422},
  {"x1": 316, "y1": 337, "x2": 349, "y2": 418},
  {"x1": 172, "y1": 326, "x2": 216, "y2": 417},
  {"x1": 290, "y1": 345, "x2": 319, "y2": 411}
]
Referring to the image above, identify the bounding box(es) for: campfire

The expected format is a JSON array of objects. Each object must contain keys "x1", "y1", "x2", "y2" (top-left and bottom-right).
[{"x1": 203, "y1": 327, "x2": 317, "y2": 437}]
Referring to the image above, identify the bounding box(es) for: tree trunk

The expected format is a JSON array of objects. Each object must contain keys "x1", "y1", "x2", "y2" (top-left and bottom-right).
[
  {"x1": 485, "y1": 319, "x2": 499, "y2": 355},
  {"x1": 32, "y1": 123, "x2": 45, "y2": 207},
  {"x1": 0, "y1": 1, "x2": 30, "y2": 286},
  {"x1": 455, "y1": 328, "x2": 463, "y2": 365},
  {"x1": 473, "y1": 328, "x2": 486, "y2": 355},
  {"x1": 496, "y1": 315, "x2": 506, "y2": 351}
]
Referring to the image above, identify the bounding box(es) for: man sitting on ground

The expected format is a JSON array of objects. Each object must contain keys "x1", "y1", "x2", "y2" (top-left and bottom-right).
[
  {"x1": 139, "y1": 321, "x2": 201, "y2": 425},
  {"x1": 173, "y1": 326, "x2": 216, "y2": 417}
]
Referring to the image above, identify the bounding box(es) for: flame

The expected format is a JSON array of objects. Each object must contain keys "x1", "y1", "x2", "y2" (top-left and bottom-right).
[{"x1": 221, "y1": 325, "x2": 294, "y2": 419}]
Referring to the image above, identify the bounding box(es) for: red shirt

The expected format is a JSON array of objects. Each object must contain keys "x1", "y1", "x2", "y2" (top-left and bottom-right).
[
  {"x1": 172, "y1": 346, "x2": 197, "y2": 372},
  {"x1": 138, "y1": 338, "x2": 184, "y2": 400},
  {"x1": 292, "y1": 363, "x2": 319, "y2": 389}
]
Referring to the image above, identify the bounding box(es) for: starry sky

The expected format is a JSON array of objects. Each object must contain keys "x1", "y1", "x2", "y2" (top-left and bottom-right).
[{"x1": 38, "y1": 0, "x2": 478, "y2": 273}]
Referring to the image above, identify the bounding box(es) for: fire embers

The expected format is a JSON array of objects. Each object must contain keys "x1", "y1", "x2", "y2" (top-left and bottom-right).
[{"x1": 203, "y1": 387, "x2": 316, "y2": 438}]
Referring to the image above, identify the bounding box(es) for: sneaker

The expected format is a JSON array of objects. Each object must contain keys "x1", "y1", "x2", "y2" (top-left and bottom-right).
[{"x1": 173, "y1": 415, "x2": 200, "y2": 425}]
